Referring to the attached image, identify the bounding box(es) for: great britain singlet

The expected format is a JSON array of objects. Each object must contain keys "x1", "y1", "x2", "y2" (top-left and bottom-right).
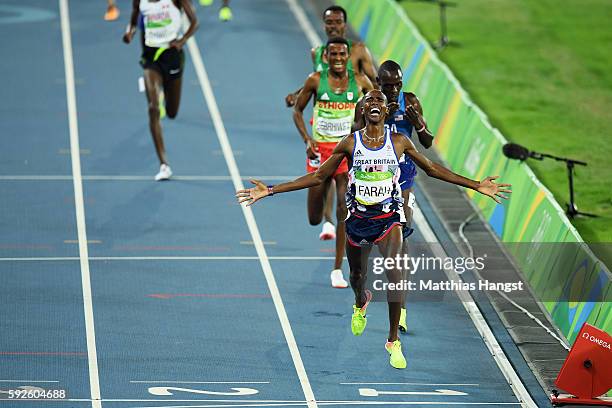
[
  {"x1": 312, "y1": 40, "x2": 354, "y2": 72},
  {"x1": 140, "y1": 0, "x2": 182, "y2": 48},
  {"x1": 346, "y1": 128, "x2": 404, "y2": 219},
  {"x1": 312, "y1": 69, "x2": 360, "y2": 143}
]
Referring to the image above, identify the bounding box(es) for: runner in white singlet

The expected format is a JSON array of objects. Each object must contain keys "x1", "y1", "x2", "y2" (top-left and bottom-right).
[{"x1": 123, "y1": 0, "x2": 198, "y2": 181}]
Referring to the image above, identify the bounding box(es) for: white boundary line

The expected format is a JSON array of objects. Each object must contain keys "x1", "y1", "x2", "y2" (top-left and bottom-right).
[
  {"x1": 0, "y1": 256, "x2": 336, "y2": 262},
  {"x1": 284, "y1": 1, "x2": 535, "y2": 406},
  {"x1": 340, "y1": 383, "x2": 479, "y2": 386},
  {"x1": 59, "y1": 1, "x2": 101, "y2": 407},
  {"x1": 0, "y1": 399, "x2": 522, "y2": 406},
  {"x1": 285, "y1": 0, "x2": 321, "y2": 49},
  {"x1": 0, "y1": 175, "x2": 299, "y2": 181},
  {"x1": 183, "y1": 20, "x2": 317, "y2": 408},
  {"x1": 113, "y1": 403, "x2": 521, "y2": 408},
  {"x1": 129, "y1": 381, "x2": 270, "y2": 384}
]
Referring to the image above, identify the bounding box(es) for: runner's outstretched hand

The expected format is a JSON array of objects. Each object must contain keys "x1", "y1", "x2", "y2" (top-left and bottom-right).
[
  {"x1": 285, "y1": 93, "x2": 297, "y2": 107},
  {"x1": 477, "y1": 176, "x2": 512, "y2": 204},
  {"x1": 236, "y1": 179, "x2": 269, "y2": 206}
]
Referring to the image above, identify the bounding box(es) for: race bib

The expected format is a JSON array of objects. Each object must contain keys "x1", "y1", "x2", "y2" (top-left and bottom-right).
[
  {"x1": 354, "y1": 171, "x2": 394, "y2": 205},
  {"x1": 316, "y1": 116, "x2": 353, "y2": 138}
]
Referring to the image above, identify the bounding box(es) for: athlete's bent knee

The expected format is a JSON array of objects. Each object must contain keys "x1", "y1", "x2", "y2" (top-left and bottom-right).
[
  {"x1": 350, "y1": 269, "x2": 364, "y2": 286},
  {"x1": 308, "y1": 215, "x2": 323, "y2": 226},
  {"x1": 166, "y1": 109, "x2": 178, "y2": 119},
  {"x1": 148, "y1": 104, "x2": 160, "y2": 120}
]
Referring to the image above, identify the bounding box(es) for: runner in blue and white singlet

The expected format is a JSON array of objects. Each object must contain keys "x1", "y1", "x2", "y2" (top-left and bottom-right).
[
  {"x1": 345, "y1": 127, "x2": 405, "y2": 246},
  {"x1": 353, "y1": 60, "x2": 434, "y2": 241},
  {"x1": 387, "y1": 93, "x2": 418, "y2": 190}
]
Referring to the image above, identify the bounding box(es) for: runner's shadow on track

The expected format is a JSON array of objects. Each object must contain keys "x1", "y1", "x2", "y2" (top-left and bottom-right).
[
  {"x1": 87, "y1": 123, "x2": 153, "y2": 174},
  {"x1": 94, "y1": 185, "x2": 164, "y2": 242}
]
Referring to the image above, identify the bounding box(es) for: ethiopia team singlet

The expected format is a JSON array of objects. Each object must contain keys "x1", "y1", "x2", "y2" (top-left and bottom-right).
[
  {"x1": 312, "y1": 40, "x2": 354, "y2": 72},
  {"x1": 140, "y1": 0, "x2": 182, "y2": 48},
  {"x1": 312, "y1": 69, "x2": 359, "y2": 143},
  {"x1": 347, "y1": 128, "x2": 404, "y2": 218}
]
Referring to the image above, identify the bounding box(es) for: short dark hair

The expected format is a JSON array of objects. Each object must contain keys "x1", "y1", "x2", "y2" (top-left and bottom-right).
[
  {"x1": 326, "y1": 37, "x2": 350, "y2": 50},
  {"x1": 323, "y1": 5, "x2": 347, "y2": 22},
  {"x1": 378, "y1": 60, "x2": 403, "y2": 77}
]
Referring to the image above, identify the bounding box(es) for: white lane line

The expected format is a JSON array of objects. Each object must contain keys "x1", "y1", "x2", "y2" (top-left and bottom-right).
[
  {"x1": 0, "y1": 399, "x2": 522, "y2": 405},
  {"x1": 59, "y1": 1, "x2": 101, "y2": 407},
  {"x1": 0, "y1": 257, "x2": 80, "y2": 261},
  {"x1": 184, "y1": 21, "x2": 317, "y2": 408},
  {"x1": 0, "y1": 175, "x2": 73, "y2": 180},
  {"x1": 0, "y1": 175, "x2": 299, "y2": 181},
  {"x1": 0, "y1": 380, "x2": 60, "y2": 383},
  {"x1": 412, "y1": 207, "x2": 536, "y2": 408},
  {"x1": 340, "y1": 383, "x2": 479, "y2": 386},
  {"x1": 285, "y1": 0, "x2": 321, "y2": 46},
  {"x1": 317, "y1": 403, "x2": 521, "y2": 407},
  {"x1": 130, "y1": 381, "x2": 270, "y2": 384},
  {"x1": 0, "y1": 256, "x2": 336, "y2": 262}
]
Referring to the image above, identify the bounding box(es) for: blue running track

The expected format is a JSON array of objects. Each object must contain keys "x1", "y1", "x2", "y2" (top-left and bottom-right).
[{"x1": 0, "y1": 1, "x2": 539, "y2": 407}]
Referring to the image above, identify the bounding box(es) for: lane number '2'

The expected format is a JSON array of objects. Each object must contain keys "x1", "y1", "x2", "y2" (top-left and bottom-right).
[{"x1": 149, "y1": 386, "x2": 259, "y2": 396}]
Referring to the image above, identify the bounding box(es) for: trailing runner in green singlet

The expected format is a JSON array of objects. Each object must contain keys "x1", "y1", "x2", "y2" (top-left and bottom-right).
[{"x1": 312, "y1": 68, "x2": 360, "y2": 143}]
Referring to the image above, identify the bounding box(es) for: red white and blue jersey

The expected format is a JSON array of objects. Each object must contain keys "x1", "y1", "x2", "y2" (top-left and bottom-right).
[{"x1": 384, "y1": 93, "x2": 417, "y2": 190}]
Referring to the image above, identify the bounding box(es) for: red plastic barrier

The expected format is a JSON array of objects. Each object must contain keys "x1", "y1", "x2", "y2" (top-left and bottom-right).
[{"x1": 551, "y1": 323, "x2": 612, "y2": 406}]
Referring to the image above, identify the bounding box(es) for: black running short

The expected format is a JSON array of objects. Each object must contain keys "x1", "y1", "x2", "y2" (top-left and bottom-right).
[
  {"x1": 140, "y1": 45, "x2": 185, "y2": 81},
  {"x1": 345, "y1": 211, "x2": 403, "y2": 247}
]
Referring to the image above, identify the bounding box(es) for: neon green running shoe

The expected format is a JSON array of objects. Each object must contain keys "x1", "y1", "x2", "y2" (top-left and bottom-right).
[
  {"x1": 385, "y1": 339, "x2": 407, "y2": 369},
  {"x1": 399, "y1": 307, "x2": 407, "y2": 333},
  {"x1": 199, "y1": 0, "x2": 213, "y2": 6},
  {"x1": 351, "y1": 290, "x2": 372, "y2": 336},
  {"x1": 219, "y1": 6, "x2": 232, "y2": 22}
]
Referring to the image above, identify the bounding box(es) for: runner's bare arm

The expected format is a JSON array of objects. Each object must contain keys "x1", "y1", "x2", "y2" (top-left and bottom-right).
[
  {"x1": 356, "y1": 72, "x2": 375, "y2": 95},
  {"x1": 353, "y1": 42, "x2": 377, "y2": 85},
  {"x1": 122, "y1": 0, "x2": 140, "y2": 43},
  {"x1": 236, "y1": 136, "x2": 353, "y2": 206},
  {"x1": 173, "y1": 0, "x2": 199, "y2": 48},
  {"x1": 293, "y1": 73, "x2": 320, "y2": 158},
  {"x1": 397, "y1": 133, "x2": 511, "y2": 203},
  {"x1": 404, "y1": 92, "x2": 433, "y2": 148}
]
